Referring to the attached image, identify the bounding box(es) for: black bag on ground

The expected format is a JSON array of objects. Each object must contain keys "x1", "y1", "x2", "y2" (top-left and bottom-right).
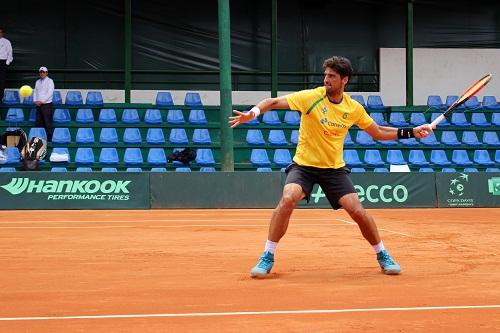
[
  {"x1": 167, "y1": 148, "x2": 196, "y2": 164},
  {"x1": 21, "y1": 137, "x2": 47, "y2": 171},
  {"x1": 1, "y1": 128, "x2": 28, "y2": 152}
]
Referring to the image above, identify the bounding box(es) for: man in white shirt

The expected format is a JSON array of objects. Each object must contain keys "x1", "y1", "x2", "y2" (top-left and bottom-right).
[
  {"x1": 0, "y1": 27, "x2": 13, "y2": 104},
  {"x1": 33, "y1": 66, "x2": 54, "y2": 141}
]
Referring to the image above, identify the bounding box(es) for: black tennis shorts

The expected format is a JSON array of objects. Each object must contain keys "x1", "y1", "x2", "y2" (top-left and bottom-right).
[{"x1": 284, "y1": 163, "x2": 356, "y2": 210}]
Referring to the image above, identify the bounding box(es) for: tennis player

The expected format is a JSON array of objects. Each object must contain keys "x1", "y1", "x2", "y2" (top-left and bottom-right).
[{"x1": 229, "y1": 56, "x2": 433, "y2": 278}]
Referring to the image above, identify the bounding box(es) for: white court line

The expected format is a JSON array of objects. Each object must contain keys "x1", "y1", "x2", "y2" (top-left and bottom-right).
[{"x1": 0, "y1": 304, "x2": 499, "y2": 321}]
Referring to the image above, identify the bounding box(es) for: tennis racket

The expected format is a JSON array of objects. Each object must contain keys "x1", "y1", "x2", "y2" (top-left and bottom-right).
[{"x1": 430, "y1": 73, "x2": 492, "y2": 128}]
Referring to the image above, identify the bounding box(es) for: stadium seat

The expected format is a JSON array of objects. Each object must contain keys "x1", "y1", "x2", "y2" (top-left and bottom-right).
[
  {"x1": 29, "y1": 109, "x2": 36, "y2": 122},
  {"x1": 5, "y1": 147, "x2": 20, "y2": 164},
  {"x1": 351, "y1": 167, "x2": 366, "y2": 172},
  {"x1": 184, "y1": 92, "x2": 203, "y2": 107},
  {"x1": 144, "y1": 128, "x2": 164, "y2": 145},
  {"x1": 290, "y1": 130, "x2": 299, "y2": 145},
  {"x1": 156, "y1": 92, "x2": 174, "y2": 106},
  {"x1": 124, "y1": 148, "x2": 143, "y2": 165},
  {"x1": 144, "y1": 109, "x2": 163, "y2": 124},
  {"x1": 367, "y1": 95, "x2": 385, "y2": 110},
  {"x1": 65, "y1": 91, "x2": 83, "y2": 105},
  {"x1": 427, "y1": 95, "x2": 446, "y2": 110},
  {"x1": 343, "y1": 149, "x2": 362, "y2": 166},
  {"x1": 486, "y1": 168, "x2": 500, "y2": 172},
  {"x1": 196, "y1": 149, "x2": 216, "y2": 166},
  {"x1": 53, "y1": 109, "x2": 71, "y2": 123},
  {"x1": 399, "y1": 138, "x2": 419, "y2": 146},
  {"x1": 250, "y1": 149, "x2": 271, "y2": 166},
  {"x1": 263, "y1": 111, "x2": 281, "y2": 125},
  {"x1": 356, "y1": 131, "x2": 376, "y2": 146},
  {"x1": 473, "y1": 150, "x2": 494, "y2": 166},
  {"x1": 364, "y1": 150, "x2": 384, "y2": 166},
  {"x1": 446, "y1": 95, "x2": 465, "y2": 110},
  {"x1": 123, "y1": 128, "x2": 142, "y2": 144},
  {"x1": 373, "y1": 167, "x2": 389, "y2": 172},
  {"x1": 378, "y1": 138, "x2": 398, "y2": 146},
  {"x1": 461, "y1": 131, "x2": 481, "y2": 146},
  {"x1": 76, "y1": 167, "x2": 93, "y2": 172},
  {"x1": 23, "y1": 95, "x2": 34, "y2": 105},
  {"x1": 268, "y1": 130, "x2": 288, "y2": 145},
  {"x1": 0, "y1": 167, "x2": 16, "y2": 172},
  {"x1": 192, "y1": 129, "x2": 211, "y2": 145},
  {"x1": 246, "y1": 129, "x2": 265, "y2": 145},
  {"x1": 126, "y1": 168, "x2": 142, "y2": 172},
  {"x1": 369, "y1": 112, "x2": 387, "y2": 125},
  {"x1": 350, "y1": 95, "x2": 366, "y2": 108},
  {"x1": 408, "y1": 150, "x2": 429, "y2": 166},
  {"x1": 52, "y1": 91, "x2": 63, "y2": 105},
  {"x1": 189, "y1": 109, "x2": 208, "y2": 124},
  {"x1": 441, "y1": 168, "x2": 456, "y2": 172},
  {"x1": 99, "y1": 148, "x2": 119, "y2": 164},
  {"x1": 273, "y1": 149, "x2": 292, "y2": 166},
  {"x1": 75, "y1": 148, "x2": 95, "y2": 165},
  {"x1": 470, "y1": 113, "x2": 490, "y2": 127},
  {"x1": 386, "y1": 150, "x2": 406, "y2": 165},
  {"x1": 495, "y1": 150, "x2": 500, "y2": 163},
  {"x1": 441, "y1": 131, "x2": 461, "y2": 146},
  {"x1": 151, "y1": 167, "x2": 167, "y2": 172},
  {"x1": 167, "y1": 109, "x2": 185, "y2": 124},
  {"x1": 101, "y1": 167, "x2": 117, "y2": 172},
  {"x1": 451, "y1": 113, "x2": 470, "y2": 127},
  {"x1": 5, "y1": 108, "x2": 24, "y2": 122},
  {"x1": 284, "y1": 111, "x2": 300, "y2": 125},
  {"x1": 389, "y1": 112, "x2": 409, "y2": 126},
  {"x1": 99, "y1": 109, "x2": 117, "y2": 123},
  {"x1": 99, "y1": 128, "x2": 118, "y2": 144},
  {"x1": 28, "y1": 127, "x2": 47, "y2": 141},
  {"x1": 147, "y1": 148, "x2": 167, "y2": 165},
  {"x1": 51, "y1": 167, "x2": 67, "y2": 172},
  {"x1": 492, "y1": 113, "x2": 500, "y2": 126},
  {"x1": 430, "y1": 113, "x2": 450, "y2": 127},
  {"x1": 52, "y1": 128, "x2": 71, "y2": 144},
  {"x1": 419, "y1": 168, "x2": 434, "y2": 172},
  {"x1": 169, "y1": 148, "x2": 190, "y2": 166},
  {"x1": 50, "y1": 147, "x2": 70, "y2": 163},
  {"x1": 420, "y1": 132, "x2": 440, "y2": 146},
  {"x1": 451, "y1": 150, "x2": 473, "y2": 166},
  {"x1": 2, "y1": 90, "x2": 20, "y2": 104},
  {"x1": 344, "y1": 132, "x2": 354, "y2": 146},
  {"x1": 76, "y1": 108, "x2": 94, "y2": 123},
  {"x1": 85, "y1": 91, "x2": 103, "y2": 106},
  {"x1": 431, "y1": 150, "x2": 451, "y2": 166},
  {"x1": 464, "y1": 96, "x2": 481, "y2": 110},
  {"x1": 483, "y1": 132, "x2": 500, "y2": 146},
  {"x1": 175, "y1": 167, "x2": 192, "y2": 172},
  {"x1": 200, "y1": 167, "x2": 216, "y2": 172},
  {"x1": 121, "y1": 109, "x2": 140, "y2": 124},
  {"x1": 257, "y1": 167, "x2": 273, "y2": 172},
  {"x1": 169, "y1": 128, "x2": 189, "y2": 144},
  {"x1": 463, "y1": 168, "x2": 479, "y2": 173},
  {"x1": 410, "y1": 113, "x2": 427, "y2": 126},
  {"x1": 482, "y1": 96, "x2": 500, "y2": 110}
]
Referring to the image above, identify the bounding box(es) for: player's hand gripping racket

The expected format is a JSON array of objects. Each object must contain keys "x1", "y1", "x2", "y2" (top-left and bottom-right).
[{"x1": 430, "y1": 73, "x2": 492, "y2": 129}]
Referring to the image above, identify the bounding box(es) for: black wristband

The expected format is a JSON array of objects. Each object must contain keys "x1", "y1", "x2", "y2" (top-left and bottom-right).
[{"x1": 397, "y1": 127, "x2": 415, "y2": 139}]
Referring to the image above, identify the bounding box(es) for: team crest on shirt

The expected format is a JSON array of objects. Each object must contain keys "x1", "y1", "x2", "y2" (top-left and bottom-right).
[{"x1": 321, "y1": 106, "x2": 328, "y2": 114}]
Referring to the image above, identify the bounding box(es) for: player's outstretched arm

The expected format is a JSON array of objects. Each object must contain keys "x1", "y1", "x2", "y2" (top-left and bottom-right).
[
  {"x1": 228, "y1": 96, "x2": 290, "y2": 128},
  {"x1": 363, "y1": 122, "x2": 433, "y2": 140}
]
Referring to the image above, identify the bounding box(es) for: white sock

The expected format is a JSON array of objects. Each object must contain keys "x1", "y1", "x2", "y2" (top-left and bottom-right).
[
  {"x1": 372, "y1": 241, "x2": 385, "y2": 254},
  {"x1": 264, "y1": 240, "x2": 278, "y2": 254}
]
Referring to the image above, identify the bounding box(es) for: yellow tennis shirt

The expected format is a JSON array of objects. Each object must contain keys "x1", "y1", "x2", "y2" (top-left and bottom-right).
[{"x1": 286, "y1": 86, "x2": 374, "y2": 169}]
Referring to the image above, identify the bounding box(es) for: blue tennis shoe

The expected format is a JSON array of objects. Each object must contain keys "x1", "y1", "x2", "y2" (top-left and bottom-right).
[
  {"x1": 250, "y1": 251, "x2": 274, "y2": 278},
  {"x1": 377, "y1": 250, "x2": 401, "y2": 275}
]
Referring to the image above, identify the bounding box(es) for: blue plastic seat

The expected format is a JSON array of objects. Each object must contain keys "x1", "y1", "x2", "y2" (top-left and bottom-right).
[
  {"x1": 2, "y1": 90, "x2": 20, "y2": 104},
  {"x1": 124, "y1": 148, "x2": 143, "y2": 165},
  {"x1": 482, "y1": 96, "x2": 500, "y2": 110},
  {"x1": 386, "y1": 150, "x2": 406, "y2": 165},
  {"x1": 188, "y1": 109, "x2": 208, "y2": 124},
  {"x1": 246, "y1": 129, "x2": 265, "y2": 145},
  {"x1": 268, "y1": 130, "x2": 288, "y2": 145},
  {"x1": 492, "y1": 113, "x2": 500, "y2": 126},
  {"x1": 343, "y1": 149, "x2": 362, "y2": 166},
  {"x1": 52, "y1": 91, "x2": 63, "y2": 105},
  {"x1": 51, "y1": 167, "x2": 67, "y2": 172},
  {"x1": 463, "y1": 168, "x2": 478, "y2": 172},
  {"x1": 123, "y1": 128, "x2": 142, "y2": 144},
  {"x1": 101, "y1": 167, "x2": 118, "y2": 172},
  {"x1": 431, "y1": 113, "x2": 450, "y2": 127},
  {"x1": 408, "y1": 150, "x2": 429, "y2": 166},
  {"x1": 167, "y1": 109, "x2": 185, "y2": 124},
  {"x1": 257, "y1": 167, "x2": 273, "y2": 172},
  {"x1": 192, "y1": 129, "x2": 211, "y2": 145},
  {"x1": 273, "y1": 149, "x2": 292, "y2": 166},
  {"x1": 367, "y1": 95, "x2": 385, "y2": 110},
  {"x1": 420, "y1": 132, "x2": 440, "y2": 146},
  {"x1": 126, "y1": 168, "x2": 142, "y2": 172},
  {"x1": 427, "y1": 95, "x2": 446, "y2": 110},
  {"x1": 495, "y1": 150, "x2": 500, "y2": 163},
  {"x1": 263, "y1": 111, "x2": 281, "y2": 125},
  {"x1": 184, "y1": 92, "x2": 203, "y2": 107},
  {"x1": 53, "y1": 109, "x2": 71, "y2": 123},
  {"x1": 431, "y1": 150, "x2": 451, "y2": 166},
  {"x1": 470, "y1": 113, "x2": 490, "y2": 127},
  {"x1": 75, "y1": 148, "x2": 95, "y2": 165},
  {"x1": 151, "y1": 167, "x2": 167, "y2": 172},
  {"x1": 144, "y1": 109, "x2": 163, "y2": 124},
  {"x1": 344, "y1": 132, "x2": 354, "y2": 146},
  {"x1": 399, "y1": 138, "x2": 419, "y2": 146},
  {"x1": 85, "y1": 91, "x2": 103, "y2": 106},
  {"x1": 350, "y1": 95, "x2": 366, "y2": 108},
  {"x1": 99, "y1": 148, "x2": 119, "y2": 165},
  {"x1": 419, "y1": 168, "x2": 434, "y2": 172},
  {"x1": 486, "y1": 168, "x2": 500, "y2": 172},
  {"x1": 147, "y1": 148, "x2": 167, "y2": 165},
  {"x1": 156, "y1": 92, "x2": 174, "y2": 106},
  {"x1": 196, "y1": 149, "x2": 216, "y2": 166},
  {"x1": 29, "y1": 109, "x2": 36, "y2": 122},
  {"x1": 356, "y1": 131, "x2": 375, "y2": 146},
  {"x1": 378, "y1": 138, "x2": 398, "y2": 146},
  {"x1": 464, "y1": 96, "x2": 481, "y2": 110},
  {"x1": 250, "y1": 149, "x2": 271, "y2": 166},
  {"x1": 65, "y1": 91, "x2": 83, "y2": 105},
  {"x1": 446, "y1": 96, "x2": 465, "y2": 110},
  {"x1": 99, "y1": 128, "x2": 118, "y2": 144},
  {"x1": 23, "y1": 95, "x2": 34, "y2": 105},
  {"x1": 473, "y1": 150, "x2": 494, "y2": 166},
  {"x1": 0, "y1": 167, "x2": 16, "y2": 172},
  {"x1": 441, "y1": 168, "x2": 456, "y2": 172},
  {"x1": 373, "y1": 167, "x2": 389, "y2": 172},
  {"x1": 290, "y1": 130, "x2": 299, "y2": 145},
  {"x1": 451, "y1": 150, "x2": 473, "y2": 166},
  {"x1": 410, "y1": 113, "x2": 427, "y2": 126},
  {"x1": 369, "y1": 112, "x2": 387, "y2": 125},
  {"x1": 99, "y1": 109, "x2": 117, "y2": 124},
  {"x1": 364, "y1": 149, "x2": 384, "y2": 166},
  {"x1": 146, "y1": 128, "x2": 165, "y2": 145},
  {"x1": 200, "y1": 167, "x2": 216, "y2": 172},
  {"x1": 389, "y1": 112, "x2": 409, "y2": 126},
  {"x1": 76, "y1": 167, "x2": 93, "y2": 172},
  {"x1": 483, "y1": 132, "x2": 500, "y2": 146},
  {"x1": 52, "y1": 128, "x2": 71, "y2": 144},
  {"x1": 451, "y1": 113, "x2": 470, "y2": 127},
  {"x1": 28, "y1": 127, "x2": 47, "y2": 141},
  {"x1": 76, "y1": 108, "x2": 94, "y2": 123},
  {"x1": 169, "y1": 128, "x2": 189, "y2": 144},
  {"x1": 121, "y1": 109, "x2": 140, "y2": 124},
  {"x1": 5, "y1": 108, "x2": 24, "y2": 122},
  {"x1": 351, "y1": 167, "x2": 366, "y2": 172},
  {"x1": 5, "y1": 147, "x2": 20, "y2": 164},
  {"x1": 441, "y1": 131, "x2": 461, "y2": 146},
  {"x1": 50, "y1": 147, "x2": 70, "y2": 163},
  {"x1": 176, "y1": 167, "x2": 192, "y2": 172},
  {"x1": 461, "y1": 131, "x2": 481, "y2": 146},
  {"x1": 284, "y1": 111, "x2": 300, "y2": 125}
]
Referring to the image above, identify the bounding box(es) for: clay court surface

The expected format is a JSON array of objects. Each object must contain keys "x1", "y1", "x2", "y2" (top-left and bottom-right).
[{"x1": 0, "y1": 208, "x2": 499, "y2": 332}]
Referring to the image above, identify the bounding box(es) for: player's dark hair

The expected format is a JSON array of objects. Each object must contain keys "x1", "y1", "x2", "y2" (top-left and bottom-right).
[{"x1": 323, "y1": 56, "x2": 353, "y2": 81}]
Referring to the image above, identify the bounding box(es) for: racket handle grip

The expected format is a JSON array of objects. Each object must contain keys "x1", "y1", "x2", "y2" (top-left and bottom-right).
[{"x1": 430, "y1": 114, "x2": 445, "y2": 129}]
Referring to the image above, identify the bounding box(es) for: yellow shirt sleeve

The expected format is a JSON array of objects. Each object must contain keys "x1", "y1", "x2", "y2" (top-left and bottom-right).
[
  {"x1": 355, "y1": 104, "x2": 374, "y2": 129},
  {"x1": 285, "y1": 89, "x2": 316, "y2": 114}
]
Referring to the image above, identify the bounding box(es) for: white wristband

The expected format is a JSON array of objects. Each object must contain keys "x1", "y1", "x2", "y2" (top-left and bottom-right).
[{"x1": 249, "y1": 106, "x2": 261, "y2": 119}]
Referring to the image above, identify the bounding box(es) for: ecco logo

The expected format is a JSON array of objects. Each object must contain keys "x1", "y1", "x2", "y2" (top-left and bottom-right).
[
  {"x1": 1, "y1": 178, "x2": 131, "y2": 195},
  {"x1": 311, "y1": 184, "x2": 409, "y2": 203}
]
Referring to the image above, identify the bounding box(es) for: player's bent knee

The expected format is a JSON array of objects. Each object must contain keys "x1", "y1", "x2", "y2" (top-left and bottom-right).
[
  {"x1": 347, "y1": 206, "x2": 367, "y2": 223},
  {"x1": 280, "y1": 193, "x2": 300, "y2": 210}
]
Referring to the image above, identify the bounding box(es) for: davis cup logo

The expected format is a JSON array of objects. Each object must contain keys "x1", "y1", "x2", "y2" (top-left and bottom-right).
[{"x1": 446, "y1": 173, "x2": 474, "y2": 207}]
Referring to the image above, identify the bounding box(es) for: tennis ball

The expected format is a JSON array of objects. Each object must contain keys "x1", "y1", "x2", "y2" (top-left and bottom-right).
[{"x1": 19, "y1": 85, "x2": 33, "y2": 98}]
